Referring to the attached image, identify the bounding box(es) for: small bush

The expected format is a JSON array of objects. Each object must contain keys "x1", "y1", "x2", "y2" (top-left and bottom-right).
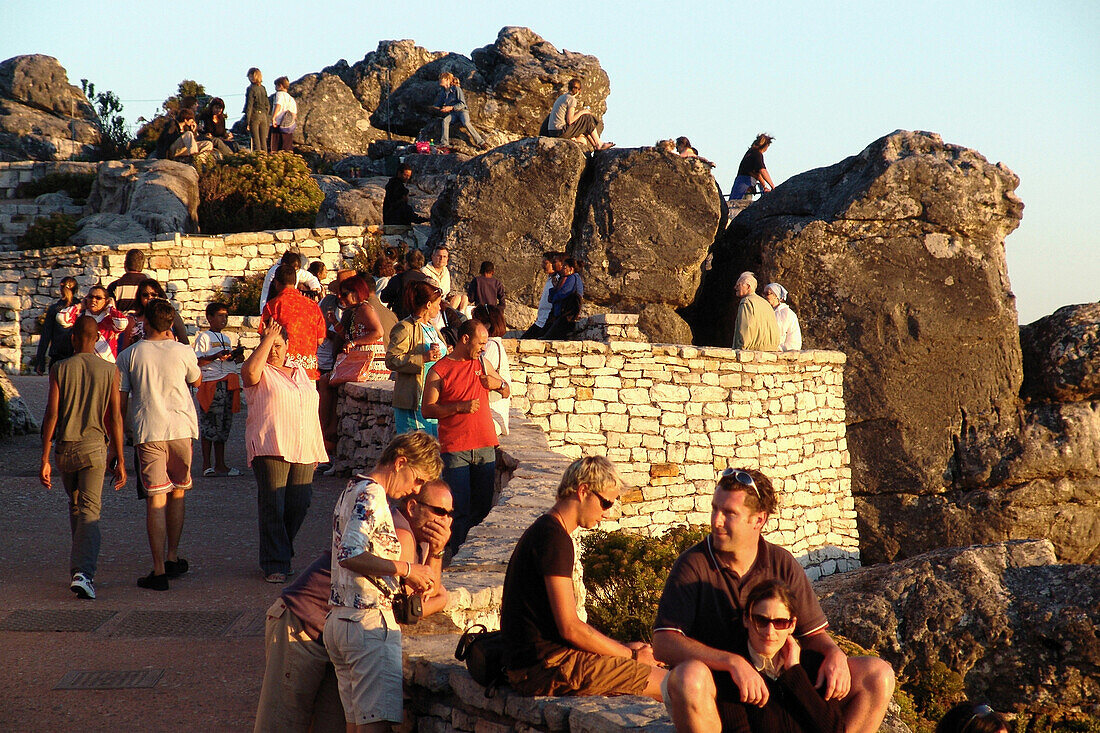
[
  {"x1": 581, "y1": 524, "x2": 709, "y2": 643},
  {"x1": 347, "y1": 229, "x2": 386, "y2": 274},
  {"x1": 19, "y1": 213, "x2": 79, "y2": 250},
  {"x1": 223, "y1": 271, "x2": 266, "y2": 315},
  {"x1": 198, "y1": 152, "x2": 324, "y2": 234},
  {"x1": 16, "y1": 172, "x2": 96, "y2": 203}
]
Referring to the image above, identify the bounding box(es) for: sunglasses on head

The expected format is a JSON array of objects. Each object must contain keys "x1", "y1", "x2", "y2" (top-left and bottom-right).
[
  {"x1": 721, "y1": 468, "x2": 761, "y2": 498},
  {"x1": 418, "y1": 502, "x2": 453, "y2": 518},
  {"x1": 749, "y1": 613, "x2": 795, "y2": 631},
  {"x1": 590, "y1": 489, "x2": 615, "y2": 511},
  {"x1": 962, "y1": 705, "x2": 995, "y2": 733}
]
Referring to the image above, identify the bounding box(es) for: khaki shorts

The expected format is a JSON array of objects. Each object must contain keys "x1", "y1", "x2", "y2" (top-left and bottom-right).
[
  {"x1": 323, "y1": 606, "x2": 403, "y2": 725},
  {"x1": 135, "y1": 439, "x2": 193, "y2": 497},
  {"x1": 507, "y1": 642, "x2": 650, "y2": 697}
]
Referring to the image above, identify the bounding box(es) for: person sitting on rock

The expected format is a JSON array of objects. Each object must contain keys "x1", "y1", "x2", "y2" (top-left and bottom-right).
[
  {"x1": 198, "y1": 97, "x2": 237, "y2": 154},
  {"x1": 654, "y1": 467, "x2": 895, "y2": 733},
  {"x1": 543, "y1": 78, "x2": 614, "y2": 151},
  {"x1": 543, "y1": 256, "x2": 583, "y2": 340},
  {"x1": 382, "y1": 164, "x2": 429, "y2": 226},
  {"x1": 731, "y1": 133, "x2": 776, "y2": 200},
  {"x1": 500, "y1": 456, "x2": 665, "y2": 700},
  {"x1": 431, "y1": 72, "x2": 489, "y2": 151},
  {"x1": 162, "y1": 108, "x2": 216, "y2": 160}
]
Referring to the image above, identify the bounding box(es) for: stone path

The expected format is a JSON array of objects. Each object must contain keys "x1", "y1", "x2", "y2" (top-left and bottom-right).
[{"x1": 0, "y1": 376, "x2": 348, "y2": 730}]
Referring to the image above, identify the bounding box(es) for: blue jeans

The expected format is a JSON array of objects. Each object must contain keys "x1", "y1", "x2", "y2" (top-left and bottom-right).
[
  {"x1": 253, "y1": 456, "x2": 314, "y2": 575},
  {"x1": 442, "y1": 446, "x2": 496, "y2": 553},
  {"x1": 441, "y1": 111, "x2": 484, "y2": 146}
]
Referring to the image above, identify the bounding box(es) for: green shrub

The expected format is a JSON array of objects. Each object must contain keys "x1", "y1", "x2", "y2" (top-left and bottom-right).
[
  {"x1": 19, "y1": 213, "x2": 79, "y2": 250},
  {"x1": 581, "y1": 524, "x2": 709, "y2": 643},
  {"x1": 198, "y1": 152, "x2": 324, "y2": 234},
  {"x1": 16, "y1": 172, "x2": 96, "y2": 203},
  {"x1": 347, "y1": 229, "x2": 386, "y2": 274},
  {"x1": 221, "y1": 271, "x2": 267, "y2": 316}
]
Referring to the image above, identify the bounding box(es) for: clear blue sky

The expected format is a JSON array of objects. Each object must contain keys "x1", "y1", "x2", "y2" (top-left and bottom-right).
[{"x1": 3, "y1": 0, "x2": 1096, "y2": 323}]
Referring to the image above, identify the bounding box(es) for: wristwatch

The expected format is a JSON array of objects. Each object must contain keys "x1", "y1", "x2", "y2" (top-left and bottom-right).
[{"x1": 431, "y1": 550, "x2": 445, "y2": 559}]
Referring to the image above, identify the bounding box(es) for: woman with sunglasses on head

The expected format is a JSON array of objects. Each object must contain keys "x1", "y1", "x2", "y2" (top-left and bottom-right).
[
  {"x1": 717, "y1": 579, "x2": 844, "y2": 732},
  {"x1": 386, "y1": 280, "x2": 448, "y2": 436},
  {"x1": 936, "y1": 703, "x2": 1008, "y2": 733}
]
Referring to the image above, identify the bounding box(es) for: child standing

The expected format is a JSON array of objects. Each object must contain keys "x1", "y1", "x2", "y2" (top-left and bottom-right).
[
  {"x1": 194, "y1": 302, "x2": 244, "y2": 477},
  {"x1": 466, "y1": 260, "x2": 506, "y2": 308}
]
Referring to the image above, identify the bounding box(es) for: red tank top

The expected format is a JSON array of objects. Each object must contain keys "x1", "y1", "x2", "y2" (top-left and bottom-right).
[{"x1": 430, "y1": 356, "x2": 498, "y2": 453}]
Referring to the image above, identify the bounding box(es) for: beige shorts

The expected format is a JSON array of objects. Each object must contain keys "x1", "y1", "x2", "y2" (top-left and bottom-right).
[
  {"x1": 506, "y1": 642, "x2": 651, "y2": 697},
  {"x1": 136, "y1": 439, "x2": 193, "y2": 497},
  {"x1": 323, "y1": 606, "x2": 403, "y2": 725}
]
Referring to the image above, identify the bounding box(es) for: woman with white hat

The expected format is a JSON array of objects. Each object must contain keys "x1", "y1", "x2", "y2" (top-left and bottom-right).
[{"x1": 764, "y1": 283, "x2": 802, "y2": 351}]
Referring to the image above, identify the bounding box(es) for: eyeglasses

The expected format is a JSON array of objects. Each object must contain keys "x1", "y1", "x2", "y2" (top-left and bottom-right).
[
  {"x1": 139, "y1": 291, "x2": 157, "y2": 299},
  {"x1": 749, "y1": 613, "x2": 795, "y2": 631},
  {"x1": 591, "y1": 489, "x2": 616, "y2": 511},
  {"x1": 418, "y1": 502, "x2": 453, "y2": 518},
  {"x1": 721, "y1": 468, "x2": 761, "y2": 499},
  {"x1": 962, "y1": 705, "x2": 995, "y2": 733}
]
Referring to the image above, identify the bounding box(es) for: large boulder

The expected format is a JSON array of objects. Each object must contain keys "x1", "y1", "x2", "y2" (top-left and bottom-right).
[
  {"x1": 0, "y1": 55, "x2": 101, "y2": 160},
  {"x1": 1020, "y1": 302, "x2": 1100, "y2": 402},
  {"x1": 0, "y1": 372, "x2": 37, "y2": 435},
  {"x1": 288, "y1": 73, "x2": 381, "y2": 156},
  {"x1": 636, "y1": 303, "x2": 694, "y2": 345},
  {"x1": 71, "y1": 159, "x2": 198, "y2": 245},
  {"x1": 815, "y1": 540, "x2": 1100, "y2": 718},
  {"x1": 688, "y1": 131, "x2": 1025, "y2": 562},
  {"x1": 571, "y1": 147, "x2": 721, "y2": 310},
  {"x1": 428, "y1": 137, "x2": 587, "y2": 307}
]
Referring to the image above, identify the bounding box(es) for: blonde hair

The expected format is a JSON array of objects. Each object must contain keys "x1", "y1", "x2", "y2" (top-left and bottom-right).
[
  {"x1": 379, "y1": 431, "x2": 443, "y2": 480},
  {"x1": 439, "y1": 72, "x2": 455, "y2": 83},
  {"x1": 752, "y1": 133, "x2": 774, "y2": 150},
  {"x1": 556, "y1": 456, "x2": 621, "y2": 499}
]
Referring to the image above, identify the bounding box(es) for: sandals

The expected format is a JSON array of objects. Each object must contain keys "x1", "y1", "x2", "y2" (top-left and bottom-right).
[{"x1": 264, "y1": 572, "x2": 287, "y2": 584}]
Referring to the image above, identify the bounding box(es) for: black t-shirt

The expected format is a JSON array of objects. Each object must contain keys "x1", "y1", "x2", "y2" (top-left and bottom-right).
[
  {"x1": 107, "y1": 271, "x2": 148, "y2": 313},
  {"x1": 737, "y1": 148, "x2": 766, "y2": 178},
  {"x1": 382, "y1": 177, "x2": 412, "y2": 224},
  {"x1": 716, "y1": 646, "x2": 844, "y2": 733},
  {"x1": 499, "y1": 513, "x2": 575, "y2": 669}
]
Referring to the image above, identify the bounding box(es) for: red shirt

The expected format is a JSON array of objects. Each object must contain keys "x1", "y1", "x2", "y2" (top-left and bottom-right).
[
  {"x1": 260, "y1": 289, "x2": 326, "y2": 379},
  {"x1": 430, "y1": 356, "x2": 498, "y2": 454}
]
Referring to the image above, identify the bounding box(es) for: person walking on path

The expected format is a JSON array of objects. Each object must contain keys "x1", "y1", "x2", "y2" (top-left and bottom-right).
[
  {"x1": 432, "y1": 72, "x2": 489, "y2": 150},
  {"x1": 730, "y1": 133, "x2": 776, "y2": 200},
  {"x1": 244, "y1": 67, "x2": 270, "y2": 153},
  {"x1": 39, "y1": 316, "x2": 127, "y2": 600},
  {"x1": 242, "y1": 323, "x2": 328, "y2": 584},
  {"x1": 732, "y1": 272, "x2": 779, "y2": 351},
  {"x1": 34, "y1": 276, "x2": 78, "y2": 375},
  {"x1": 421, "y1": 319, "x2": 508, "y2": 555},
  {"x1": 116, "y1": 300, "x2": 201, "y2": 591}
]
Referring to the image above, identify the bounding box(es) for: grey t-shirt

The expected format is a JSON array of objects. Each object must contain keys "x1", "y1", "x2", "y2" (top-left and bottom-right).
[
  {"x1": 549, "y1": 93, "x2": 577, "y2": 131},
  {"x1": 117, "y1": 339, "x2": 200, "y2": 444},
  {"x1": 55, "y1": 352, "x2": 116, "y2": 445}
]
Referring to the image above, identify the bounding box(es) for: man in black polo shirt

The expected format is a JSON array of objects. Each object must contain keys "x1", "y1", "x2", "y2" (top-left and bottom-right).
[{"x1": 653, "y1": 468, "x2": 894, "y2": 733}]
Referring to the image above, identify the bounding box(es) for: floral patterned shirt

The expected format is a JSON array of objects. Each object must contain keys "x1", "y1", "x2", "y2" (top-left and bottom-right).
[
  {"x1": 259, "y1": 288, "x2": 326, "y2": 379},
  {"x1": 329, "y1": 475, "x2": 402, "y2": 610}
]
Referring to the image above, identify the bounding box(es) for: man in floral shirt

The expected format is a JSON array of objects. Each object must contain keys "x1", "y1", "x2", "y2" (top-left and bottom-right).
[{"x1": 324, "y1": 431, "x2": 442, "y2": 730}]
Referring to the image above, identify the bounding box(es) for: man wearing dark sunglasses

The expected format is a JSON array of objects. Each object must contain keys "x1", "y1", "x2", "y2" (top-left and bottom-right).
[
  {"x1": 653, "y1": 468, "x2": 895, "y2": 733},
  {"x1": 499, "y1": 456, "x2": 667, "y2": 701}
]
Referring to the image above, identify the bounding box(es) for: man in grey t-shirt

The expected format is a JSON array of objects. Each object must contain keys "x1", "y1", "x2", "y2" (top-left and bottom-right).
[
  {"x1": 545, "y1": 78, "x2": 613, "y2": 151},
  {"x1": 117, "y1": 299, "x2": 201, "y2": 591}
]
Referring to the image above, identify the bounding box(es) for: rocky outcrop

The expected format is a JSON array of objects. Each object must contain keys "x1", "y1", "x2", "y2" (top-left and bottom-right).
[
  {"x1": 1020, "y1": 302, "x2": 1100, "y2": 402},
  {"x1": 636, "y1": 303, "x2": 694, "y2": 345},
  {"x1": 572, "y1": 148, "x2": 721, "y2": 310},
  {"x1": 314, "y1": 175, "x2": 382, "y2": 229},
  {"x1": 0, "y1": 371, "x2": 36, "y2": 435},
  {"x1": 71, "y1": 160, "x2": 199, "y2": 245},
  {"x1": 816, "y1": 540, "x2": 1100, "y2": 717},
  {"x1": 429, "y1": 137, "x2": 587, "y2": 307},
  {"x1": 688, "y1": 131, "x2": 1026, "y2": 562},
  {"x1": 0, "y1": 55, "x2": 101, "y2": 161},
  {"x1": 286, "y1": 28, "x2": 608, "y2": 158}
]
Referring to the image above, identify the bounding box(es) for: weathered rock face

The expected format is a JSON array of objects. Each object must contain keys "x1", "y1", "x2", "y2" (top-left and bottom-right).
[
  {"x1": 572, "y1": 148, "x2": 721, "y2": 310},
  {"x1": 1020, "y1": 302, "x2": 1100, "y2": 402},
  {"x1": 636, "y1": 303, "x2": 695, "y2": 345},
  {"x1": 0, "y1": 55, "x2": 101, "y2": 160},
  {"x1": 0, "y1": 371, "x2": 37, "y2": 435},
  {"x1": 428, "y1": 137, "x2": 587, "y2": 306},
  {"x1": 287, "y1": 28, "x2": 608, "y2": 157},
  {"x1": 72, "y1": 160, "x2": 199, "y2": 245},
  {"x1": 315, "y1": 176, "x2": 384, "y2": 229},
  {"x1": 816, "y1": 540, "x2": 1100, "y2": 717},
  {"x1": 688, "y1": 131, "x2": 1025, "y2": 562}
]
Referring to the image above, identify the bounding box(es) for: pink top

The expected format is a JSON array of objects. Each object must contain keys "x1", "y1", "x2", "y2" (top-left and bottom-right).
[{"x1": 244, "y1": 363, "x2": 328, "y2": 466}]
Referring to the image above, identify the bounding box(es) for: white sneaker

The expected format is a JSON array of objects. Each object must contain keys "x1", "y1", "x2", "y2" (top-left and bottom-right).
[{"x1": 70, "y1": 572, "x2": 95, "y2": 600}]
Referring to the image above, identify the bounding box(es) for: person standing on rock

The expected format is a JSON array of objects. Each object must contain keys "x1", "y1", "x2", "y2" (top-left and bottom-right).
[
  {"x1": 39, "y1": 315, "x2": 127, "y2": 600},
  {"x1": 730, "y1": 133, "x2": 776, "y2": 200},
  {"x1": 653, "y1": 468, "x2": 895, "y2": 733},
  {"x1": 116, "y1": 299, "x2": 202, "y2": 591},
  {"x1": 420, "y1": 319, "x2": 507, "y2": 555},
  {"x1": 732, "y1": 272, "x2": 779, "y2": 351},
  {"x1": 244, "y1": 67, "x2": 270, "y2": 153},
  {"x1": 545, "y1": 78, "x2": 614, "y2": 151},
  {"x1": 432, "y1": 72, "x2": 489, "y2": 151},
  {"x1": 764, "y1": 282, "x2": 802, "y2": 352},
  {"x1": 269, "y1": 76, "x2": 297, "y2": 153}
]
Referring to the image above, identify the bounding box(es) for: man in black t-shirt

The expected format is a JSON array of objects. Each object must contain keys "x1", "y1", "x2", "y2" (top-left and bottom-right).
[
  {"x1": 499, "y1": 456, "x2": 665, "y2": 700},
  {"x1": 652, "y1": 468, "x2": 895, "y2": 733},
  {"x1": 382, "y1": 164, "x2": 429, "y2": 226},
  {"x1": 106, "y1": 249, "x2": 148, "y2": 313}
]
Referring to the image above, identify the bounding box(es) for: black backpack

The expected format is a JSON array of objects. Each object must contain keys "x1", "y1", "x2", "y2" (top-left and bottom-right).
[{"x1": 454, "y1": 624, "x2": 508, "y2": 696}]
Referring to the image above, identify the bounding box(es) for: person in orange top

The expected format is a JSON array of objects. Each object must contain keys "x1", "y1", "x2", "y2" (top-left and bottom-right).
[{"x1": 259, "y1": 264, "x2": 326, "y2": 379}]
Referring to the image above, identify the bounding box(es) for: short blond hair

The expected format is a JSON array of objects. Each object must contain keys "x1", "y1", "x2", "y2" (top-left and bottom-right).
[
  {"x1": 439, "y1": 72, "x2": 455, "y2": 83},
  {"x1": 379, "y1": 431, "x2": 443, "y2": 480},
  {"x1": 556, "y1": 456, "x2": 621, "y2": 500}
]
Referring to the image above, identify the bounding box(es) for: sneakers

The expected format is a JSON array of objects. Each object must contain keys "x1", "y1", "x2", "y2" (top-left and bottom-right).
[
  {"x1": 137, "y1": 571, "x2": 169, "y2": 591},
  {"x1": 70, "y1": 572, "x2": 95, "y2": 600},
  {"x1": 164, "y1": 558, "x2": 189, "y2": 579}
]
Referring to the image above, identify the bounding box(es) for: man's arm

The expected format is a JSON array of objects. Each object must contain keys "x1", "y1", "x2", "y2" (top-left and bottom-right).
[
  {"x1": 106, "y1": 370, "x2": 127, "y2": 490},
  {"x1": 39, "y1": 367, "x2": 61, "y2": 489},
  {"x1": 545, "y1": 574, "x2": 641, "y2": 659},
  {"x1": 420, "y1": 366, "x2": 478, "y2": 420},
  {"x1": 385, "y1": 321, "x2": 427, "y2": 374},
  {"x1": 479, "y1": 359, "x2": 509, "y2": 399},
  {"x1": 798, "y1": 631, "x2": 851, "y2": 701},
  {"x1": 653, "y1": 629, "x2": 770, "y2": 706}
]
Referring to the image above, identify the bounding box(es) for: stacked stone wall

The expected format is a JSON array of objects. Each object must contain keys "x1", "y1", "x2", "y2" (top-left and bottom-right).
[
  {"x1": 0, "y1": 161, "x2": 99, "y2": 199},
  {"x1": 0, "y1": 161, "x2": 96, "y2": 249}
]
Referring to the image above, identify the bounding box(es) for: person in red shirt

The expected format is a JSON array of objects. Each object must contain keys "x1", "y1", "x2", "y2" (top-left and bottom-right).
[
  {"x1": 259, "y1": 264, "x2": 326, "y2": 379},
  {"x1": 421, "y1": 320, "x2": 509, "y2": 556}
]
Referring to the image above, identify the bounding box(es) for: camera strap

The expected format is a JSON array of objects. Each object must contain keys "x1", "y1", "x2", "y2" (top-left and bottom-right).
[{"x1": 364, "y1": 574, "x2": 399, "y2": 599}]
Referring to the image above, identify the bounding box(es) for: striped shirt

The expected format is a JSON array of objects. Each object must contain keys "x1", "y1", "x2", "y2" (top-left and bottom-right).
[{"x1": 244, "y1": 363, "x2": 328, "y2": 466}]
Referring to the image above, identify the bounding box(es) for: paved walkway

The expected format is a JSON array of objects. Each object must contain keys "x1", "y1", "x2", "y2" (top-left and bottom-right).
[{"x1": 0, "y1": 376, "x2": 349, "y2": 730}]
